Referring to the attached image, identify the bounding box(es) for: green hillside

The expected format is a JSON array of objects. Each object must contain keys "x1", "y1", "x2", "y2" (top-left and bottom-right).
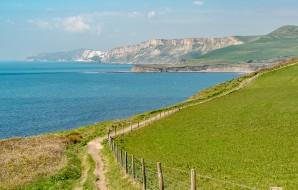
[
  {"x1": 117, "y1": 61, "x2": 298, "y2": 189},
  {"x1": 189, "y1": 25, "x2": 298, "y2": 64}
]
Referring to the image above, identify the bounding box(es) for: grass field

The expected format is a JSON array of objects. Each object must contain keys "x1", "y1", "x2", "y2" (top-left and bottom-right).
[{"x1": 116, "y1": 62, "x2": 298, "y2": 189}]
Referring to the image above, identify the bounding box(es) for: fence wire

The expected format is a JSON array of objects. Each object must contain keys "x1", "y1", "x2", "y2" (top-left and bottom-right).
[{"x1": 109, "y1": 139, "x2": 258, "y2": 190}]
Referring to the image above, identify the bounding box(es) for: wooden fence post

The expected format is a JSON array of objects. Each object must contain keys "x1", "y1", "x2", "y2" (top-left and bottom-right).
[
  {"x1": 109, "y1": 136, "x2": 113, "y2": 148},
  {"x1": 117, "y1": 147, "x2": 120, "y2": 163},
  {"x1": 107, "y1": 129, "x2": 111, "y2": 141},
  {"x1": 125, "y1": 151, "x2": 128, "y2": 174},
  {"x1": 120, "y1": 149, "x2": 123, "y2": 167},
  {"x1": 115, "y1": 144, "x2": 118, "y2": 161},
  {"x1": 114, "y1": 143, "x2": 117, "y2": 157},
  {"x1": 131, "y1": 155, "x2": 135, "y2": 179},
  {"x1": 118, "y1": 148, "x2": 121, "y2": 164},
  {"x1": 141, "y1": 158, "x2": 146, "y2": 190},
  {"x1": 114, "y1": 126, "x2": 117, "y2": 136},
  {"x1": 116, "y1": 146, "x2": 120, "y2": 163},
  {"x1": 138, "y1": 121, "x2": 140, "y2": 128},
  {"x1": 191, "y1": 169, "x2": 196, "y2": 190},
  {"x1": 130, "y1": 121, "x2": 133, "y2": 132},
  {"x1": 157, "y1": 162, "x2": 164, "y2": 190}
]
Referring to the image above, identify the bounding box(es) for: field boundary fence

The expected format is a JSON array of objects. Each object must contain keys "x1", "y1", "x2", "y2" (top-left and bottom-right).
[
  {"x1": 105, "y1": 108, "x2": 266, "y2": 190},
  {"x1": 108, "y1": 136, "x2": 261, "y2": 190},
  {"x1": 104, "y1": 63, "x2": 291, "y2": 190}
]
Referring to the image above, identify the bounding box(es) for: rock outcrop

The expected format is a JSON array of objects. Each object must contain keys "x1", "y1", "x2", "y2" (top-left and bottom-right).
[{"x1": 131, "y1": 64, "x2": 257, "y2": 73}]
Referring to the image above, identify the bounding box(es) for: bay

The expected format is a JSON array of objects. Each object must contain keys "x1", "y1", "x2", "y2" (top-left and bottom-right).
[{"x1": 0, "y1": 62, "x2": 238, "y2": 139}]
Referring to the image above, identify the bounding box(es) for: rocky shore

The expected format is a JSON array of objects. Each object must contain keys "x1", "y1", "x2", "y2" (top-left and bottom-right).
[{"x1": 131, "y1": 64, "x2": 258, "y2": 73}]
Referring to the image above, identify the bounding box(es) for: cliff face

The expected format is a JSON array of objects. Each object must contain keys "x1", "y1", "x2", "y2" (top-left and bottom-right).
[
  {"x1": 103, "y1": 37, "x2": 243, "y2": 64},
  {"x1": 78, "y1": 50, "x2": 105, "y2": 62},
  {"x1": 28, "y1": 37, "x2": 242, "y2": 64}
]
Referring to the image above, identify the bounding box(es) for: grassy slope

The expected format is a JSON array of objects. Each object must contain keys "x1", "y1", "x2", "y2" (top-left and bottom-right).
[
  {"x1": 0, "y1": 121, "x2": 111, "y2": 190},
  {"x1": 102, "y1": 143, "x2": 140, "y2": 190},
  {"x1": 117, "y1": 62, "x2": 298, "y2": 189},
  {"x1": 0, "y1": 104, "x2": 168, "y2": 189},
  {"x1": 189, "y1": 26, "x2": 298, "y2": 64},
  {"x1": 0, "y1": 136, "x2": 68, "y2": 189}
]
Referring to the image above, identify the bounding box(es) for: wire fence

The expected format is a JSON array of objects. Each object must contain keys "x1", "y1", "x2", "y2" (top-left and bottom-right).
[
  {"x1": 108, "y1": 137, "x2": 259, "y2": 190},
  {"x1": 104, "y1": 85, "x2": 288, "y2": 190}
]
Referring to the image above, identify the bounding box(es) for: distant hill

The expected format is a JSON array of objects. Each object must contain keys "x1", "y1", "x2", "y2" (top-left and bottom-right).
[
  {"x1": 28, "y1": 49, "x2": 105, "y2": 62},
  {"x1": 190, "y1": 25, "x2": 298, "y2": 65}
]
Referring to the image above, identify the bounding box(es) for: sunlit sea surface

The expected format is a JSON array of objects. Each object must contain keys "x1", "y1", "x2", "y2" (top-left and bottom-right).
[{"x1": 0, "y1": 62, "x2": 238, "y2": 139}]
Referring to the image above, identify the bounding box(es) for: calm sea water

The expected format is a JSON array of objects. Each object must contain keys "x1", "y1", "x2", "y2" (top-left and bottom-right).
[{"x1": 0, "y1": 62, "x2": 238, "y2": 139}]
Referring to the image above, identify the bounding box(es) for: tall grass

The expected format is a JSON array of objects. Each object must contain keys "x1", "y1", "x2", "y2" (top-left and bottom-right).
[{"x1": 0, "y1": 136, "x2": 68, "y2": 189}]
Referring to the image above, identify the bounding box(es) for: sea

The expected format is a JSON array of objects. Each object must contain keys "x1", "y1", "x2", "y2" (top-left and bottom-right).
[{"x1": 0, "y1": 62, "x2": 238, "y2": 139}]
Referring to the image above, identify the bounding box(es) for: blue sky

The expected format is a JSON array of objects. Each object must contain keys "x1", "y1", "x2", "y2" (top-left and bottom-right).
[{"x1": 0, "y1": 0, "x2": 298, "y2": 60}]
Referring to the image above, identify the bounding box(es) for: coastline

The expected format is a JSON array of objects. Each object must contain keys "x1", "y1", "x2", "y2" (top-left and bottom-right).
[
  {"x1": 130, "y1": 57, "x2": 295, "y2": 73},
  {"x1": 131, "y1": 64, "x2": 258, "y2": 73}
]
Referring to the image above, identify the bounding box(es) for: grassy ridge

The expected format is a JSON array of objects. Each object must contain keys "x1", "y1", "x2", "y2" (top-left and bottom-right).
[
  {"x1": 189, "y1": 25, "x2": 298, "y2": 64},
  {"x1": 117, "y1": 61, "x2": 298, "y2": 189}
]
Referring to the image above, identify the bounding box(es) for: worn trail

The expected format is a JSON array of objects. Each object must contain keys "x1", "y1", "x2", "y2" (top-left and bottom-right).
[{"x1": 88, "y1": 137, "x2": 107, "y2": 190}]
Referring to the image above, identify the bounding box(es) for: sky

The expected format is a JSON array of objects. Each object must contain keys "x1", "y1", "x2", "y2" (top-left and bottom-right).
[{"x1": 0, "y1": 0, "x2": 298, "y2": 60}]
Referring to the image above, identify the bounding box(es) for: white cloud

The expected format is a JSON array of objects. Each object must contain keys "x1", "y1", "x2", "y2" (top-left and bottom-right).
[
  {"x1": 147, "y1": 11, "x2": 156, "y2": 19},
  {"x1": 159, "y1": 8, "x2": 172, "y2": 15},
  {"x1": 28, "y1": 16, "x2": 94, "y2": 33},
  {"x1": 61, "y1": 16, "x2": 90, "y2": 32},
  {"x1": 128, "y1": 11, "x2": 142, "y2": 18},
  {"x1": 27, "y1": 19, "x2": 51, "y2": 29},
  {"x1": 193, "y1": 0, "x2": 204, "y2": 6},
  {"x1": 27, "y1": 10, "x2": 170, "y2": 34}
]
